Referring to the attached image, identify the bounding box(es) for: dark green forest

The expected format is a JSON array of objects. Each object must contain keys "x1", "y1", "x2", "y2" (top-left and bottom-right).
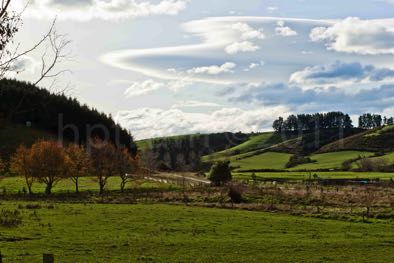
[{"x1": 0, "y1": 79, "x2": 137, "y2": 155}]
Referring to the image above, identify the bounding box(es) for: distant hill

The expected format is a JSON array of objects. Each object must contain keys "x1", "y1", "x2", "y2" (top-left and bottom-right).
[
  {"x1": 320, "y1": 125, "x2": 394, "y2": 153},
  {"x1": 270, "y1": 128, "x2": 365, "y2": 154},
  {"x1": 202, "y1": 132, "x2": 295, "y2": 162},
  {"x1": 138, "y1": 132, "x2": 251, "y2": 171},
  {"x1": 0, "y1": 79, "x2": 137, "y2": 157}
]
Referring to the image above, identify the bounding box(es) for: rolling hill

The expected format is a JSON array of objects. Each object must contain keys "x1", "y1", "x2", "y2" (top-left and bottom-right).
[{"x1": 320, "y1": 125, "x2": 394, "y2": 153}]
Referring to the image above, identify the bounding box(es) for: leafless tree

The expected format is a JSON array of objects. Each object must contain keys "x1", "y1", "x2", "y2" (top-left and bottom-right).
[{"x1": 0, "y1": 1, "x2": 71, "y2": 86}]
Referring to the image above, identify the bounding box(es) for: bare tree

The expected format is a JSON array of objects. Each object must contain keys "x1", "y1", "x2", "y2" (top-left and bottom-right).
[{"x1": 0, "y1": 2, "x2": 71, "y2": 87}]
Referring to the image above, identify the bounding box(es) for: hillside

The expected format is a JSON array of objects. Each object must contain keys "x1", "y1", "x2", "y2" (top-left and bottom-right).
[
  {"x1": 0, "y1": 119, "x2": 55, "y2": 159},
  {"x1": 270, "y1": 128, "x2": 364, "y2": 154},
  {"x1": 0, "y1": 79, "x2": 137, "y2": 156},
  {"x1": 202, "y1": 132, "x2": 297, "y2": 162},
  {"x1": 320, "y1": 125, "x2": 394, "y2": 153},
  {"x1": 137, "y1": 132, "x2": 250, "y2": 152}
]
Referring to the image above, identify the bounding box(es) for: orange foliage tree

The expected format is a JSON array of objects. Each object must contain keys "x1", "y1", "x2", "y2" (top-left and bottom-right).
[
  {"x1": 11, "y1": 145, "x2": 34, "y2": 194},
  {"x1": 90, "y1": 138, "x2": 117, "y2": 194},
  {"x1": 66, "y1": 144, "x2": 92, "y2": 194},
  {"x1": 114, "y1": 147, "x2": 138, "y2": 192},
  {"x1": 28, "y1": 140, "x2": 70, "y2": 195}
]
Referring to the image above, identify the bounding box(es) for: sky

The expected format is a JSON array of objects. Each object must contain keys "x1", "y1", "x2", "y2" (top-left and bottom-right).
[{"x1": 8, "y1": 0, "x2": 394, "y2": 139}]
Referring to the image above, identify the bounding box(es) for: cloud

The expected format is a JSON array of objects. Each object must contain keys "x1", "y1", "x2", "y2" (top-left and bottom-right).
[
  {"x1": 116, "y1": 106, "x2": 290, "y2": 139},
  {"x1": 16, "y1": 0, "x2": 189, "y2": 21},
  {"x1": 187, "y1": 62, "x2": 236, "y2": 75},
  {"x1": 228, "y1": 82, "x2": 394, "y2": 114},
  {"x1": 224, "y1": 22, "x2": 264, "y2": 54},
  {"x1": 231, "y1": 22, "x2": 265, "y2": 40},
  {"x1": 289, "y1": 61, "x2": 394, "y2": 86},
  {"x1": 5, "y1": 55, "x2": 38, "y2": 78},
  {"x1": 171, "y1": 100, "x2": 222, "y2": 108},
  {"x1": 167, "y1": 79, "x2": 193, "y2": 92},
  {"x1": 275, "y1": 21, "x2": 297, "y2": 37},
  {"x1": 124, "y1": 79, "x2": 164, "y2": 97},
  {"x1": 267, "y1": 6, "x2": 278, "y2": 12},
  {"x1": 225, "y1": 41, "x2": 260, "y2": 54},
  {"x1": 101, "y1": 16, "x2": 331, "y2": 84},
  {"x1": 309, "y1": 17, "x2": 394, "y2": 55}
]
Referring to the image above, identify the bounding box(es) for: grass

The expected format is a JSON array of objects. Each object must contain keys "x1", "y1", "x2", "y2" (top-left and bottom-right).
[
  {"x1": 290, "y1": 151, "x2": 374, "y2": 170},
  {"x1": 234, "y1": 171, "x2": 394, "y2": 181},
  {"x1": 0, "y1": 176, "x2": 178, "y2": 195},
  {"x1": 231, "y1": 152, "x2": 292, "y2": 171},
  {"x1": 0, "y1": 201, "x2": 393, "y2": 262}
]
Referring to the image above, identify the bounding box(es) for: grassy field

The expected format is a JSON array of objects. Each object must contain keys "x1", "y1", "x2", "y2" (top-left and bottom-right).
[
  {"x1": 234, "y1": 171, "x2": 394, "y2": 181},
  {"x1": 0, "y1": 176, "x2": 177, "y2": 195},
  {"x1": 0, "y1": 201, "x2": 393, "y2": 263},
  {"x1": 290, "y1": 151, "x2": 374, "y2": 170},
  {"x1": 231, "y1": 152, "x2": 292, "y2": 171}
]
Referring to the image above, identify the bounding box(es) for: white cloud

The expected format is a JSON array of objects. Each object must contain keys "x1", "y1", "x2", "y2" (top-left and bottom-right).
[
  {"x1": 275, "y1": 21, "x2": 297, "y2": 37},
  {"x1": 102, "y1": 16, "x2": 330, "y2": 84},
  {"x1": 289, "y1": 61, "x2": 394, "y2": 87},
  {"x1": 116, "y1": 106, "x2": 290, "y2": 139},
  {"x1": 267, "y1": 6, "x2": 278, "y2": 12},
  {"x1": 15, "y1": 0, "x2": 189, "y2": 21},
  {"x1": 231, "y1": 22, "x2": 265, "y2": 40},
  {"x1": 244, "y1": 61, "x2": 264, "y2": 71},
  {"x1": 187, "y1": 62, "x2": 236, "y2": 75},
  {"x1": 171, "y1": 100, "x2": 221, "y2": 108},
  {"x1": 124, "y1": 79, "x2": 164, "y2": 97},
  {"x1": 167, "y1": 79, "x2": 193, "y2": 92},
  {"x1": 225, "y1": 41, "x2": 260, "y2": 54},
  {"x1": 309, "y1": 17, "x2": 394, "y2": 55}
]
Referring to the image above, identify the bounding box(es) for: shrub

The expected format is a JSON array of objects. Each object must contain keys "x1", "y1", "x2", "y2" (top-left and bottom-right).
[
  {"x1": 228, "y1": 184, "x2": 243, "y2": 204},
  {"x1": 285, "y1": 155, "x2": 315, "y2": 168},
  {"x1": 0, "y1": 209, "x2": 22, "y2": 227},
  {"x1": 341, "y1": 160, "x2": 353, "y2": 171}
]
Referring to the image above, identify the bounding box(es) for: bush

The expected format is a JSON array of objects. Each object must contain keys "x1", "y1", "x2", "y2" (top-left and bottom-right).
[
  {"x1": 357, "y1": 157, "x2": 392, "y2": 172},
  {"x1": 0, "y1": 209, "x2": 22, "y2": 227},
  {"x1": 341, "y1": 160, "x2": 353, "y2": 171},
  {"x1": 228, "y1": 184, "x2": 243, "y2": 204},
  {"x1": 208, "y1": 161, "x2": 232, "y2": 186},
  {"x1": 285, "y1": 155, "x2": 315, "y2": 168}
]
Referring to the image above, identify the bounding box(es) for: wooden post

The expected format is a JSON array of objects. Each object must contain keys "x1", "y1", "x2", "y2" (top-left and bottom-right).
[{"x1": 43, "y1": 253, "x2": 54, "y2": 263}]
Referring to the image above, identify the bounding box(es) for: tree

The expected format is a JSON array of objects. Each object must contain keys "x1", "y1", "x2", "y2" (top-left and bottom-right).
[
  {"x1": 115, "y1": 147, "x2": 137, "y2": 192},
  {"x1": 66, "y1": 144, "x2": 91, "y2": 194},
  {"x1": 0, "y1": 0, "x2": 71, "y2": 83},
  {"x1": 28, "y1": 140, "x2": 70, "y2": 195},
  {"x1": 11, "y1": 145, "x2": 33, "y2": 194},
  {"x1": 208, "y1": 161, "x2": 232, "y2": 186},
  {"x1": 0, "y1": 155, "x2": 5, "y2": 175},
  {"x1": 272, "y1": 117, "x2": 284, "y2": 132},
  {"x1": 90, "y1": 138, "x2": 117, "y2": 194}
]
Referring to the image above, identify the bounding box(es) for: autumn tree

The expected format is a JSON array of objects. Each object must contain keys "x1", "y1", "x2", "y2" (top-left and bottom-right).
[
  {"x1": 66, "y1": 144, "x2": 91, "y2": 194},
  {"x1": 11, "y1": 145, "x2": 33, "y2": 194},
  {"x1": 29, "y1": 140, "x2": 70, "y2": 195},
  {"x1": 90, "y1": 138, "x2": 117, "y2": 194},
  {"x1": 115, "y1": 147, "x2": 137, "y2": 192}
]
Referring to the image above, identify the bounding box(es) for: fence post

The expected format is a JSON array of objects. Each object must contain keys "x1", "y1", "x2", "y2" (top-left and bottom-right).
[{"x1": 43, "y1": 253, "x2": 54, "y2": 263}]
